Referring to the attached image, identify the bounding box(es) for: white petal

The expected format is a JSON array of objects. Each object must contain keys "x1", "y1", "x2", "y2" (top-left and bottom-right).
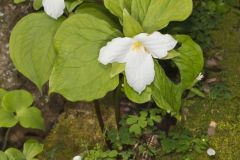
[
  {"x1": 125, "y1": 47, "x2": 155, "y2": 94},
  {"x1": 42, "y1": 0, "x2": 65, "y2": 19},
  {"x1": 98, "y1": 37, "x2": 134, "y2": 65},
  {"x1": 134, "y1": 32, "x2": 177, "y2": 59}
]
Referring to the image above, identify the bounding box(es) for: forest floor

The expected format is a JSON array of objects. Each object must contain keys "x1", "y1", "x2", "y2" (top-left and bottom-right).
[{"x1": 158, "y1": 10, "x2": 240, "y2": 160}]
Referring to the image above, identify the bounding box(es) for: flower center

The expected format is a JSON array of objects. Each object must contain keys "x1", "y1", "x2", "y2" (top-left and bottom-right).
[{"x1": 131, "y1": 41, "x2": 149, "y2": 53}]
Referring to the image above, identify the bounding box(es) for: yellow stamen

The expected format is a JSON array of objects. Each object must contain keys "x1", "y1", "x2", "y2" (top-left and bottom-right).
[{"x1": 132, "y1": 41, "x2": 143, "y2": 51}]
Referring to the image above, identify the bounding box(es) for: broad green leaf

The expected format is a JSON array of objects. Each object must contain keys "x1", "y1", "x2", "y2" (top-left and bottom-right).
[
  {"x1": 0, "y1": 88, "x2": 7, "y2": 104},
  {"x1": 123, "y1": 9, "x2": 143, "y2": 37},
  {"x1": 23, "y1": 139, "x2": 44, "y2": 160},
  {"x1": 33, "y1": 0, "x2": 42, "y2": 10},
  {"x1": 75, "y1": 2, "x2": 119, "y2": 28},
  {"x1": 0, "y1": 151, "x2": 8, "y2": 160},
  {"x1": 131, "y1": 0, "x2": 193, "y2": 33},
  {"x1": 173, "y1": 35, "x2": 204, "y2": 91},
  {"x1": 151, "y1": 62, "x2": 181, "y2": 113},
  {"x1": 5, "y1": 148, "x2": 25, "y2": 160},
  {"x1": 124, "y1": 77, "x2": 152, "y2": 104},
  {"x1": 65, "y1": 0, "x2": 83, "y2": 12},
  {"x1": 104, "y1": 0, "x2": 132, "y2": 20},
  {"x1": 10, "y1": 13, "x2": 64, "y2": 89},
  {"x1": 49, "y1": 12, "x2": 122, "y2": 101},
  {"x1": 2, "y1": 90, "x2": 33, "y2": 112},
  {"x1": 17, "y1": 107, "x2": 45, "y2": 130},
  {"x1": 0, "y1": 109, "x2": 18, "y2": 127},
  {"x1": 110, "y1": 63, "x2": 125, "y2": 78}
]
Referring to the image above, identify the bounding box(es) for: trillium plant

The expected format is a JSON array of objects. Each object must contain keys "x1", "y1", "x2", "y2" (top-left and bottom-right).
[{"x1": 9, "y1": 0, "x2": 203, "y2": 129}]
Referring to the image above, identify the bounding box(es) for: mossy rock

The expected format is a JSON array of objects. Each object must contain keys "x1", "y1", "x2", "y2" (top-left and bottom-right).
[
  {"x1": 39, "y1": 102, "x2": 116, "y2": 160},
  {"x1": 157, "y1": 11, "x2": 240, "y2": 160}
]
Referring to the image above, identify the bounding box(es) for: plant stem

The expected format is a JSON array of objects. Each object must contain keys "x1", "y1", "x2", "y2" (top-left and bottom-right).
[
  {"x1": 2, "y1": 128, "x2": 11, "y2": 150},
  {"x1": 115, "y1": 84, "x2": 121, "y2": 130},
  {"x1": 94, "y1": 101, "x2": 105, "y2": 133}
]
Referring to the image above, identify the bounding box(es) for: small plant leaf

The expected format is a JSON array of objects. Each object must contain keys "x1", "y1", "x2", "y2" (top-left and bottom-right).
[
  {"x1": 129, "y1": 124, "x2": 141, "y2": 135},
  {"x1": 0, "y1": 88, "x2": 7, "y2": 104},
  {"x1": 17, "y1": 107, "x2": 45, "y2": 130},
  {"x1": 0, "y1": 151, "x2": 8, "y2": 160},
  {"x1": 23, "y1": 139, "x2": 44, "y2": 159},
  {"x1": 5, "y1": 148, "x2": 25, "y2": 160},
  {"x1": 33, "y1": 0, "x2": 42, "y2": 10},
  {"x1": 0, "y1": 109, "x2": 18, "y2": 128},
  {"x1": 126, "y1": 116, "x2": 138, "y2": 125},
  {"x1": 2, "y1": 90, "x2": 33, "y2": 112}
]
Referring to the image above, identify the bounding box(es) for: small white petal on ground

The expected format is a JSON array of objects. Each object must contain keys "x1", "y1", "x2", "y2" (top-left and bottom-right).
[{"x1": 207, "y1": 148, "x2": 216, "y2": 156}]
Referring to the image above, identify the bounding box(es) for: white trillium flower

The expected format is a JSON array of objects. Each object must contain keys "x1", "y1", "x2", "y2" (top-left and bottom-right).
[
  {"x1": 42, "y1": 0, "x2": 65, "y2": 19},
  {"x1": 73, "y1": 155, "x2": 82, "y2": 160},
  {"x1": 98, "y1": 32, "x2": 177, "y2": 93}
]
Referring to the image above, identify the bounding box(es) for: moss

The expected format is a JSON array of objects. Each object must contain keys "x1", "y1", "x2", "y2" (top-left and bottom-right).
[
  {"x1": 39, "y1": 102, "x2": 116, "y2": 160},
  {"x1": 157, "y1": 11, "x2": 240, "y2": 160}
]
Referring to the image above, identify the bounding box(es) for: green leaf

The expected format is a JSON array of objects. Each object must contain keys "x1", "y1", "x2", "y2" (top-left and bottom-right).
[
  {"x1": 0, "y1": 151, "x2": 8, "y2": 160},
  {"x1": 163, "y1": 50, "x2": 180, "y2": 59},
  {"x1": 124, "y1": 77, "x2": 152, "y2": 104},
  {"x1": 33, "y1": 0, "x2": 42, "y2": 10},
  {"x1": 2, "y1": 90, "x2": 33, "y2": 112},
  {"x1": 110, "y1": 63, "x2": 125, "y2": 78},
  {"x1": 9, "y1": 13, "x2": 64, "y2": 89},
  {"x1": 13, "y1": 0, "x2": 25, "y2": 4},
  {"x1": 131, "y1": 0, "x2": 193, "y2": 32},
  {"x1": 49, "y1": 11, "x2": 122, "y2": 101},
  {"x1": 151, "y1": 62, "x2": 181, "y2": 113},
  {"x1": 17, "y1": 107, "x2": 45, "y2": 130},
  {"x1": 123, "y1": 9, "x2": 143, "y2": 37},
  {"x1": 129, "y1": 124, "x2": 141, "y2": 135},
  {"x1": 104, "y1": 0, "x2": 132, "y2": 20},
  {"x1": 23, "y1": 139, "x2": 44, "y2": 160},
  {"x1": 5, "y1": 148, "x2": 25, "y2": 160},
  {"x1": 126, "y1": 116, "x2": 138, "y2": 125},
  {"x1": 0, "y1": 88, "x2": 7, "y2": 104},
  {"x1": 138, "y1": 117, "x2": 147, "y2": 128},
  {"x1": 76, "y1": 3, "x2": 120, "y2": 28},
  {"x1": 65, "y1": 0, "x2": 83, "y2": 12},
  {"x1": 0, "y1": 109, "x2": 18, "y2": 127},
  {"x1": 173, "y1": 35, "x2": 204, "y2": 91}
]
